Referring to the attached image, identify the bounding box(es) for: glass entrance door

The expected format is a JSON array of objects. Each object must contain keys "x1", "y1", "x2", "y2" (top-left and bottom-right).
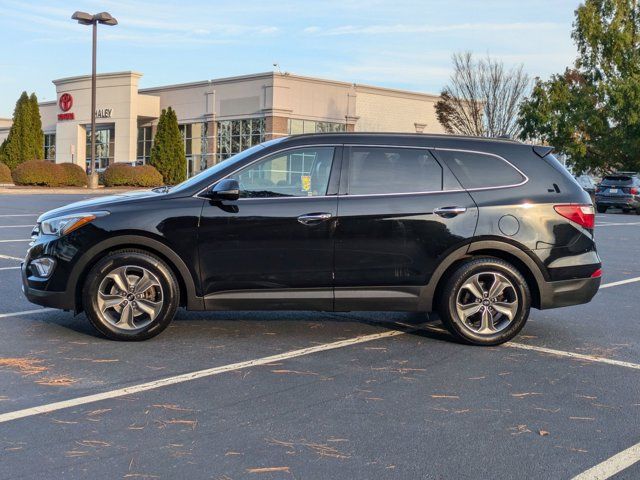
[{"x1": 86, "y1": 124, "x2": 115, "y2": 171}]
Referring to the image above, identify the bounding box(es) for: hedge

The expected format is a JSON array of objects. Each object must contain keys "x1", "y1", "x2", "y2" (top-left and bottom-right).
[
  {"x1": 12, "y1": 160, "x2": 88, "y2": 187},
  {"x1": 0, "y1": 162, "x2": 11, "y2": 184},
  {"x1": 103, "y1": 164, "x2": 164, "y2": 187},
  {"x1": 59, "y1": 163, "x2": 88, "y2": 187},
  {"x1": 13, "y1": 161, "x2": 62, "y2": 186}
]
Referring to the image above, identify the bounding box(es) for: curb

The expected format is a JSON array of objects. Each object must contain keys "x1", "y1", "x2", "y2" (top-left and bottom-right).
[{"x1": 0, "y1": 186, "x2": 146, "y2": 195}]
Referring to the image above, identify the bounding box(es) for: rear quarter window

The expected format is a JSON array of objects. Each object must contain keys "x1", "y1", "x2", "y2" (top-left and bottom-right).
[{"x1": 435, "y1": 149, "x2": 526, "y2": 189}]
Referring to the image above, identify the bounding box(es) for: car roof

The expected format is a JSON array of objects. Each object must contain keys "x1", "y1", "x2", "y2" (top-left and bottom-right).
[
  {"x1": 276, "y1": 132, "x2": 523, "y2": 145},
  {"x1": 271, "y1": 133, "x2": 545, "y2": 158}
]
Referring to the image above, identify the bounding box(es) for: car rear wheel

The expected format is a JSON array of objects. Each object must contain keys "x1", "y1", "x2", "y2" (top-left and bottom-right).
[
  {"x1": 437, "y1": 258, "x2": 531, "y2": 346},
  {"x1": 82, "y1": 249, "x2": 179, "y2": 341}
]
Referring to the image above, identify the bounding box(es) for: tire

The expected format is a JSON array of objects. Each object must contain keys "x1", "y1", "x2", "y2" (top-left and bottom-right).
[
  {"x1": 596, "y1": 205, "x2": 607, "y2": 214},
  {"x1": 82, "y1": 249, "x2": 180, "y2": 341},
  {"x1": 437, "y1": 257, "x2": 531, "y2": 346}
]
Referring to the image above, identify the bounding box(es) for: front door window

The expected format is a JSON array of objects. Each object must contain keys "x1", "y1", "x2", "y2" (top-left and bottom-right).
[{"x1": 229, "y1": 147, "x2": 335, "y2": 198}]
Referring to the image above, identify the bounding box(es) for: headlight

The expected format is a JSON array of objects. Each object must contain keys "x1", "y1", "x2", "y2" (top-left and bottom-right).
[{"x1": 40, "y1": 211, "x2": 109, "y2": 237}]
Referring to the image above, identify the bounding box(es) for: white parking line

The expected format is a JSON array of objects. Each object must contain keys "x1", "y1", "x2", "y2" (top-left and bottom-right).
[
  {"x1": 596, "y1": 222, "x2": 640, "y2": 226},
  {"x1": 0, "y1": 254, "x2": 22, "y2": 261},
  {"x1": 505, "y1": 343, "x2": 640, "y2": 370},
  {"x1": 601, "y1": 276, "x2": 640, "y2": 289},
  {"x1": 0, "y1": 328, "x2": 408, "y2": 424},
  {"x1": 0, "y1": 308, "x2": 55, "y2": 319},
  {"x1": 0, "y1": 239, "x2": 30, "y2": 243},
  {"x1": 572, "y1": 442, "x2": 640, "y2": 480}
]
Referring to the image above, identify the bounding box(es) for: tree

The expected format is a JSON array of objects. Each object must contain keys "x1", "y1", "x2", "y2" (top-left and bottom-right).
[
  {"x1": 29, "y1": 93, "x2": 44, "y2": 161},
  {"x1": 519, "y1": 0, "x2": 640, "y2": 174},
  {"x1": 435, "y1": 52, "x2": 531, "y2": 138},
  {"x1": 149, "y1": 107, "x2": 186, "y2": 184},
  {"x1": 0, "y1": 91, "x2": 45, "y2": 170}
]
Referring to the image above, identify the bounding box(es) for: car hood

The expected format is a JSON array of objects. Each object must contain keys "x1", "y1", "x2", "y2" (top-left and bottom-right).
[{"x1": 37, "y1": 190, "x2": 161, "y2": 222}]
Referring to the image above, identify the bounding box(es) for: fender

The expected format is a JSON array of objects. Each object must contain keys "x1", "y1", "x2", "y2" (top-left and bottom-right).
[
  {"x1": 68, "y1": 234, "x2": 204, "y2": 312},
  {"x1": 417, "y1": 239, "x2": 546, "y2": 311}
]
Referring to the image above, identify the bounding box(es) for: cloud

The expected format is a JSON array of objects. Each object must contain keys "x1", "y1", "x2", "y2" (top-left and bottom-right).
[
  {"x1": 305, "y1": 22, "x2": 564, "y2": 36},
  {"x1": 0, "y1": 1, "x2": 281, "y2": 46}
]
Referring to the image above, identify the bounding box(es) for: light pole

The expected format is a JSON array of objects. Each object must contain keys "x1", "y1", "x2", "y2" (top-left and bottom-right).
[{"x1": 71, "y1": 11, "x2": 117, "y2": 189}]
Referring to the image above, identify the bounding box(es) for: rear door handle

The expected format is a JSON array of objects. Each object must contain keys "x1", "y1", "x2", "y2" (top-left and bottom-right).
[
  {"x1": 434, "y1": 206, "x2": 467, "y2": 218},
  {"x1": 297, "y1": 212, "x2": 333, "y2": 225}
]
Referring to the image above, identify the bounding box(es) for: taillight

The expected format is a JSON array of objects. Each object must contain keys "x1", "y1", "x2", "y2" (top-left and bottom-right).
[
  {"x1": 630, "y1": 187, "x2": 639, "y2": 195},
  {"x1": 554, "y1": 204, "x2": 595, "y2": 229}
]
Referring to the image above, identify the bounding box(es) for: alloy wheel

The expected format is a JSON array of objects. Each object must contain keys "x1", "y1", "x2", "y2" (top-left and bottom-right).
[
  {"x1": 96, "y1": 265, "x2": 164, "y2": 331},
  {"x1": 455, "y1": 272, "x2": 518, "y2": 336}
]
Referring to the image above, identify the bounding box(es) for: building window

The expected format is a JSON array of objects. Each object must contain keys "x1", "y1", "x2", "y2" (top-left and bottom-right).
[
  {"x1": 137, "y1": 126, "x2": 152, "y2": 165},
  {"x1": 86, "y1": 124, "x2": 114, "y2": 171},
  {"x1": 288, "y1": 119, "x2": 346, "y2": 135},
  {"x1": 217, "y1": 118, "x2": 265, "y2": 163},
  {"x1": 179, "y1": 122, "x2": 214, "y2": 177},
  {"x1": 44, "y1": 133, "x2": 56, "y2": 161}
]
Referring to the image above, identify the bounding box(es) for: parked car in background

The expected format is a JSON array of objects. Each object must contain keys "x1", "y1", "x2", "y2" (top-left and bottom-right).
[
  {"x1": 22, "y1": 134, "x2": 601, "y2": 346},
  {"x1": 574, "y1": 174, "x2": 596, "y2": 204},
  {"x1": 595, "y1": 172, "x2": 640, "y2": 214}
]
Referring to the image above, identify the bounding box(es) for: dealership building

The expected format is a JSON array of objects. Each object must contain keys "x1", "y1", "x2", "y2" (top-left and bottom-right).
[{"x1": 0, "y1": 71, "x2": 445, "y2": 176}]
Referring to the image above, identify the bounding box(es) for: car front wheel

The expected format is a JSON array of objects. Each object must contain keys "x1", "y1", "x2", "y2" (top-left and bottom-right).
[
  {"x1": 82, "y1": 249, "x2": 179, "y2": 341},
  {"x1": 438, "y1": 258, "x2": 531, "y2": 346}
]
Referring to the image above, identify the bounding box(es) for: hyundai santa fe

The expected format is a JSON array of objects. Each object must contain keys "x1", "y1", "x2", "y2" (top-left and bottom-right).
[{"x1": 22, "y1": 134, "x2": 601, "y2": 345}]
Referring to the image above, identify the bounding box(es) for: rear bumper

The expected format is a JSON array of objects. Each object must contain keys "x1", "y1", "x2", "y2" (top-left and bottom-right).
[
  {"x1": 596, "y1": 197, "x2": 639, "y2": 209},
  {"x1": 539, "y1": 276, "x2": 601, "y2": 310}
]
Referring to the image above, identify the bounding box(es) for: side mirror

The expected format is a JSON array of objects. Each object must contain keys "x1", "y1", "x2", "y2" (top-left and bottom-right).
[{"x1": 206, "y1": 179, "x2": 240, "y2": 201}]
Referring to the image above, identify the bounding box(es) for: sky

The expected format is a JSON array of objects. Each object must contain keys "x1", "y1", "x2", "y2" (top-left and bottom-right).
[{"x1": 0, "y1": 0, "x2": 581, "y2": 116}]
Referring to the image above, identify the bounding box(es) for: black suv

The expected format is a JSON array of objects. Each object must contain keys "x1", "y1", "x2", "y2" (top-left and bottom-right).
[
  {"x1": 595, "y1": 173, "x2": 640, "y2": 214},
  {"x1": 22, "y1": 134, "x2": 601, "y2": 345}
]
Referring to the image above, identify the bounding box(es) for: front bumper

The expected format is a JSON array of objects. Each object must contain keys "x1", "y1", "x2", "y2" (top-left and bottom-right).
[
  {"x1": 21, "y1": 262, "x2": 75, "y2": 310},
  {"x1": 539, "y1": 275, "x2": 601, "y2": 310}
]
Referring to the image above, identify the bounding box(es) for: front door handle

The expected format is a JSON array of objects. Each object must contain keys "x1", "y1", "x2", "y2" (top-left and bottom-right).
[
  {"x1": 297, "y1": 213, "x2": 332, "y2": 225},
  {"x1": 434, "y1": 206, "x2": 467, "y2": 218}
]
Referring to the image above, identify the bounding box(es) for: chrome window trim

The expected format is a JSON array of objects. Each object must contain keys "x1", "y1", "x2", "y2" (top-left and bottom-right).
[
  {"x1": 194, "y1": 144, "x2": 341, "y2": 199},
  {"x1": 194, "y1": 143, "x2": 529, "y2": 200}
]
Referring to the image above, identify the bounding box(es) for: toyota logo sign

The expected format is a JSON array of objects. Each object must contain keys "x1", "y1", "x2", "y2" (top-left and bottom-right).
[{"x1": 59, "y1": 93, "x2": 73, "y2": 112}]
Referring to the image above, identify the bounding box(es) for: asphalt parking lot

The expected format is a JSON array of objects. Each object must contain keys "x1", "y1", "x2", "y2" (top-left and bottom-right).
[{"x1": 0, "y1": 194, "x2": 639, "y2": 480}]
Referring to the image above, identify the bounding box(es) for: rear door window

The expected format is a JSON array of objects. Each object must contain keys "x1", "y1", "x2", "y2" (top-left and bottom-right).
[
  {"x1": 435, "y1": 149, "x2": 525, "y2": 189},
  {"x1": 346, "y1": 146, "x2": 443, "y2": 195}
]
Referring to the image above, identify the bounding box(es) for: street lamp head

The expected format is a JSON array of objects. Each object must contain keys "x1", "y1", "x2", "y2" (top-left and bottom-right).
[
  {"x1": 71, "y1": 11, "x2": 118, "y2": 26},
  {"x1": 71, "y1": 11, "x2": 93, "y2": 25},
  {"x1": 94, "y1": 12, "x2": 118, "y2": 26}
]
